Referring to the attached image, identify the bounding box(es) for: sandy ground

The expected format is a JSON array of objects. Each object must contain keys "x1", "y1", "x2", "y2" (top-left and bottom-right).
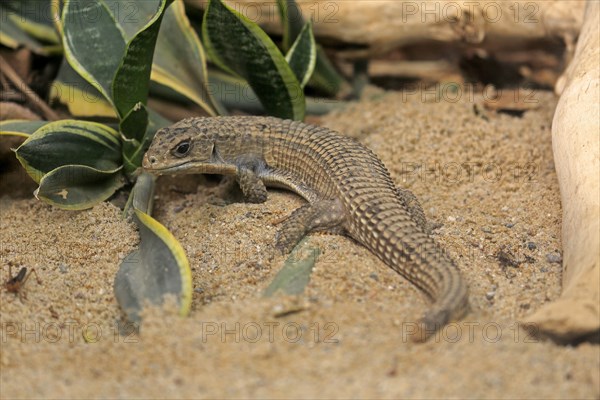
[{"x1": 1, "y1": 90, "x2": 599, "y2": 399}]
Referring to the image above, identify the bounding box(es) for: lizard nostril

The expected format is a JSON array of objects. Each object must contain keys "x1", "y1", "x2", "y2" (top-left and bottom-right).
[{"x1": 143, "y1": 155, "x2": 157, "y2": 169}]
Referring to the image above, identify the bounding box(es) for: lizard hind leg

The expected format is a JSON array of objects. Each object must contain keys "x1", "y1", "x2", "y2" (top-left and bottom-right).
[
  {"x1": 275, "y1": 199, "x2": 346, "y2": 254},
  {"x1": 395, "y1": 187, "x2": 429, "y2": 234}
]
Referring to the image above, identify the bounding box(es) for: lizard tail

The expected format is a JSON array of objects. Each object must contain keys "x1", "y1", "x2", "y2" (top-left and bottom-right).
[
  {"x1": 412, "y1": 251, "x2": 470, "y2": 342},
  {"x1": 356, "y1": 210, "x2": 470, "y2": 342},
  {"x1": 411, "y1": 290, "x2": 470, "y2": 343}
]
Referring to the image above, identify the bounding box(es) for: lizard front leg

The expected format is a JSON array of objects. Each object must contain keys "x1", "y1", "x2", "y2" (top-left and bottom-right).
[
  {"x1": 236, "y1": 167, "x2": 268, "y2": 203},
  {"x1": 275, "y1": 199, "x2": 346, "y2": 253}
]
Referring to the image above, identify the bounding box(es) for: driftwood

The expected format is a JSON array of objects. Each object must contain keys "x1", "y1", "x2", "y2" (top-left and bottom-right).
[
  {"x1": 188, "y1": 1, "x2": 585, "y2": 86},
  {"x1": 190, "y1": 1, "x2": 585, "y2": 57},
  {"x1": 524, "y1": 1, "x2": 599, "y2": 341}
]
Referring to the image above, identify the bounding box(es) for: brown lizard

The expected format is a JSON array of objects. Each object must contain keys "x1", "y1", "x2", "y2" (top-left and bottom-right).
[{"x1": 142, "y1": 116, "x2": 469, "y2": 341}]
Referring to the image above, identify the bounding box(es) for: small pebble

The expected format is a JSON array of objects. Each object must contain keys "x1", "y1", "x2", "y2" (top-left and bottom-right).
[
  {"x1": 369, "y1": 273, "x2": 379, "y2": 281},
  {"x1": 481, "y1": 226, "x2": 493, "y2": 233},
  {"x1": 505, "y1": 222, "x2": 515, "y2": 228},
  {"x1": 447, "y1": 216, "x2": 456, "y2": 222},
  {"x1": 527, "y1": 242, "x2": 537, "y2": 250},
  {"x1": 59, "y1": 264, "x2": 69, "y2": 273},
  {"x1": 485, "y1": 291, "x2": 496, "y2": 300},
  {"x1": 546, "y1": 253, "x2": 562, "y2": 264}
]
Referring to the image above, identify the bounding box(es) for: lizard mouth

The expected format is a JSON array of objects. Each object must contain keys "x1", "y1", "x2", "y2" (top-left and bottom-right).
[
  {"x1": 144, "y1": 161, "x2": 192, "y2": 174},
  {"x1": 144, "y1": 161, "x2": 235, "y2": 175}
]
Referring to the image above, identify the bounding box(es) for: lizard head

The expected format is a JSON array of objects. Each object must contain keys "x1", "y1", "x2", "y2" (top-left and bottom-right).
[{"x1": 143, "y1": 117, "x2": 236, "y2": 175}]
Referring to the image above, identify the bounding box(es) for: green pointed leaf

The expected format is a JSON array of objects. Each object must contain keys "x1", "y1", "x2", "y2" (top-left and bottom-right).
[
  {"x1": 122, "y1": 108, "x2": 171, "y2": 177},
  {"x1": 130, "y1": 171, "x2": 154, "y2": 214},
  {"x1": 146, "y1": 108, "x2": 173, "y2": 137},
  {"x1": 120, "y1": 103, "x2": 149, "y2": 143},
  {"x1": 285, "y1": 22, "x2": 316, "y2": 88},
  {"x1": 104, "y1": 1, "x2": 220, "y2": 115},
  {"x1": 0, "y1": 12, "x2": 41, "y2": 51},
  {"x1": 0, "y1": 120, "x2": 49, "y2": 137},
  {"x1": 115, "y1": 174, "x2": 192, "y2": 322},
  {"x1": 62, "y1": 0, "x2": 127, "y2": 106},
  {"x1": 208, "y1": 70, "x2": 345, "y2": 115},
  {"x1": 103, "y1": 1, "x2": 153, "y2": 38},
  {"x1": 276, "y1": 0, "x2": 347, "y2": 96},
  {"x1": 203, "y1": 0, "x2": 304, "y2": 120},
  {"x1": 0, "y1": 1, "x2": 61, "y2": 55},
  {"x1": 277, "y1": 0, "x2": 304, "y2": 51},
  {"x1": 1, "y1": 1, "x2": 60, "y2": 43},
  {"x1": 132, "y1": 108, "x2": 170, "y2": 164},
  {"x1": 310, "y1": 45, "x2": 348, "y2": 96},
  {"x1": 120, "y1": 103, "x2": 148, "y2": 176},
  {"x1": 15, "y1": 120, "x2": 121, "y2": 183},
  {"x1": 112, "y1": 0, "x2": 173, "y2": 118},
  {"x1": 263, "y1": 239, "x2": 319, "y2": 297},
  {"x1": 35, "y1": 164, "x2": 125, "y2": 210},
  {"x1": 151, "y1": 0, "x2": 220, "y2": 115},
  {"x1": 276, "y1": 0, "x2": 290, "y2": 50},
  {"x1": 0, "y1": 18, "x2": 61, "y2": 55},
  {"x1": 50, "y1": 58, "x2": 117, "y2": 118}
]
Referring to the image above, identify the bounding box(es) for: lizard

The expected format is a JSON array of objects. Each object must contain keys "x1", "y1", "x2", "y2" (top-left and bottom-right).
[{"x1": 142, "y1": 116, "x2": 469, "y2": 341}]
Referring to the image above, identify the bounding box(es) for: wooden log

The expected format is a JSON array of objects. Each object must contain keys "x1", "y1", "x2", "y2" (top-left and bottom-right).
[
  {"x1": 524, "y1": 0, "x2": 599, "y2": 341},
  {"x1": 188, "y1": 1, "x2": 585, "y2": 57}
]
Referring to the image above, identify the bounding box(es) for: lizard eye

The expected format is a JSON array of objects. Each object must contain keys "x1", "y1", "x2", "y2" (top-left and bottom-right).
[{"x1": 172, "y1": 141, "x2": 191, "y2": 157}]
